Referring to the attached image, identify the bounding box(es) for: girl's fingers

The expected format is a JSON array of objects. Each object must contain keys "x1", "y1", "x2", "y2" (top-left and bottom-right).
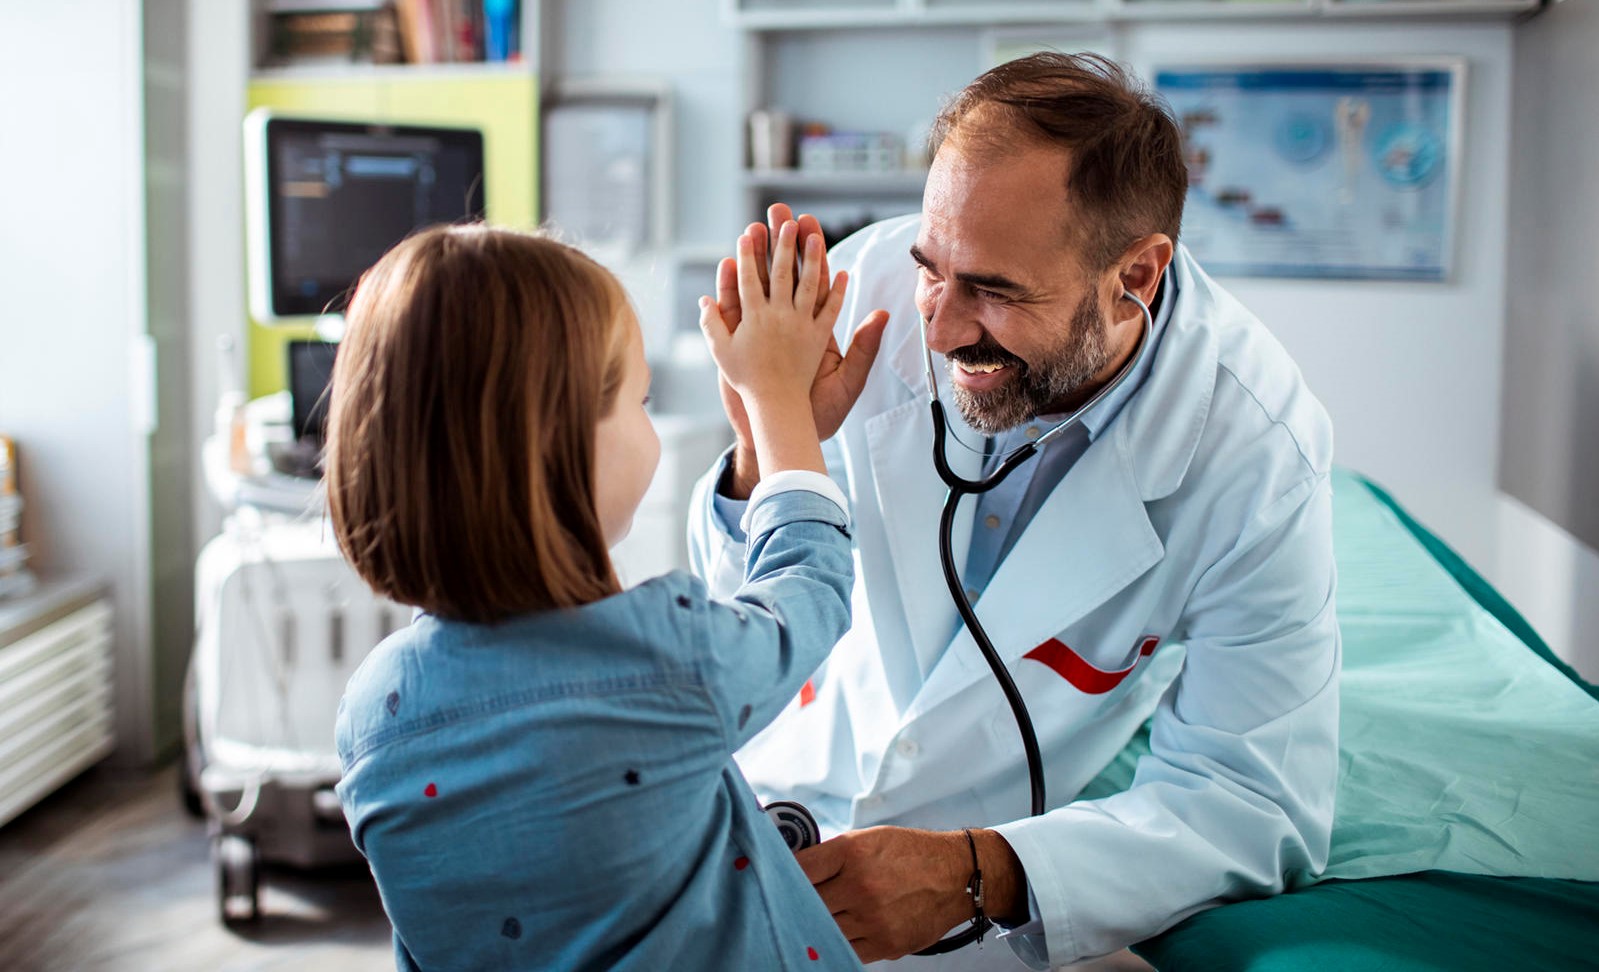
[
  {"x1": 749, "y1": 222, "x2": 771, "y2": 294},
  {"x1": 796, "y1": 213, "x2": 831, "y2": 315},
  {"x1": 698, "y1": 295, "x2": 732, "y2": 362},
  {"x1": 716, "y1": 257, "x2": 742, "y2": 329},
  {"x1": 735, "y1": 233, "x2": 764, "y2": 316},
  {"x1": 794, "y1": 234, "x2": 823, "y2": 314},
  {"x1": 769, "y1": 220, "x2": 798, "y2": 306}
]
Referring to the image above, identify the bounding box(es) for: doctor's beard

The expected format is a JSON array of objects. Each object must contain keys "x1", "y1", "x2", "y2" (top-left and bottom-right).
[{"x1": 947, "y1": 290, "x2": 1113, "y2": 435}]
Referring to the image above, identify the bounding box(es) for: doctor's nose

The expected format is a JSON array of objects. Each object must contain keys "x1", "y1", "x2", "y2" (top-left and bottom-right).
[{"x1": 920, "y1": 300, "x2": 985, "y2": 355}]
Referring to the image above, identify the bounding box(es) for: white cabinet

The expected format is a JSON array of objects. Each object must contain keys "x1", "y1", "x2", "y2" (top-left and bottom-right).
[{"x1": 0, "y1": 578, "x2": 115, "y2": 828}]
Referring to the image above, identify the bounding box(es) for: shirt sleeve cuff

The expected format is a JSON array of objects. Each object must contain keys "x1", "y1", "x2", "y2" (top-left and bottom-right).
[{"x1": 740, "y1": 469, "x2": 850, "y2": 535}]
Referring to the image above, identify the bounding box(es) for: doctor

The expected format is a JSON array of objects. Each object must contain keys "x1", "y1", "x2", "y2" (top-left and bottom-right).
[{"x1": 690, "y1": 53, "x2": 1339, "y2": 969}]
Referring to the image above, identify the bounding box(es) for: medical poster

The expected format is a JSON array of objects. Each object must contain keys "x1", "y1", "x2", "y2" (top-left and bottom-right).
[{"x1": 1154, "y1": 62, "x2": 1462, "y2": 281}]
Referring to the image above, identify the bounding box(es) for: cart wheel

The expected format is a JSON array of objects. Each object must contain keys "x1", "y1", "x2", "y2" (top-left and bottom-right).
[
  {"x1": 215, "y1": 834, "x2": 260, "y2": 927},
  {"x1": 178, "y1": 660, "x2": 204, "y2": 819}
]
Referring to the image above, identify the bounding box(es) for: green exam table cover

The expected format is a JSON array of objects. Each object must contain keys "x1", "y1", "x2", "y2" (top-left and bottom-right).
[{"x1": 1108, "y1": 469, "x2": 1599, "y2": 971}]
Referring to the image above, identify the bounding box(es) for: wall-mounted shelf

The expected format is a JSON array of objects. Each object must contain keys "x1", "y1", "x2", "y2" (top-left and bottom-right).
[
  {"x1": 743, "y1": 168, "x2": 929, "y2": 195},
  {"x1": 725, "y1": 0, "x2": 1541, "y2": 29},
  {"x1": 250, "y1": 61, "x2": 534, "y2": 82}
]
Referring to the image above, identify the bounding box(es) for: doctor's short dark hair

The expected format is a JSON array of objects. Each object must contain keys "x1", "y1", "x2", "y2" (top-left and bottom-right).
[
  {"x1": 326, "y1": 224, "x2": 629, "y2": 623},
  {"x1": 932, "y1": 51, "x2": 1188, "y2": 272}
]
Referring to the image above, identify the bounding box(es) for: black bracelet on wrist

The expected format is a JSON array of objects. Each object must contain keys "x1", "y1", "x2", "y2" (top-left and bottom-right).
[
  {"x1": 962, "y1": 828, "x2": 993, "y2": 945},
  {"x1": 913, "y1": 828, "x2": 997, "y2": 956}
]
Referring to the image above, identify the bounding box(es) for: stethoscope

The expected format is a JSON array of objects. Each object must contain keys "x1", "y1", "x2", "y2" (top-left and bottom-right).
[
  {"x1": 764, "y1": 291, "x2": 1156, "y2": 956},
  {"x1": 913, "y1": 289, "x2": 1155, "y2": 955}
]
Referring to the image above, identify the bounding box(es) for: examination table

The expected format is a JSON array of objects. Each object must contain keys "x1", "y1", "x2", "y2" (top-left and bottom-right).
[{"x1": 1108, "y1": 469, "x2": 1599, "y2": 971}]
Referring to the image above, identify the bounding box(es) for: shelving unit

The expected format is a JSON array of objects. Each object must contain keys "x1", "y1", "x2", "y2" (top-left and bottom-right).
[
  {"x1": 724, "y1": 0, "x2": 1540, "y2": 29},
  {"x1": 721, "y1": 0, "x2": 1541, "y2": 245},
  {"x1": 241, "y1": 1, "x2": 542, "y2": 399}
]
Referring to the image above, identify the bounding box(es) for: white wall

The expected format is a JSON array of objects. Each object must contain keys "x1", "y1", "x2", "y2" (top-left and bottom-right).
[
  {"x1": 1494, "y1": 0, "x2": 1599, "y2": 680},
  {"x1": 508, "y1": 5, "x2": 1599, "y2": 676},
  {"x1": 761, "y1": 18, "x2": 1515, "y2": 572},
  {"x1": 0, "y1": 0, "x2": 155, "y2": 762},
  {"x1": 1125, "y1": 23, "x2": 1513, "y2": 576}
]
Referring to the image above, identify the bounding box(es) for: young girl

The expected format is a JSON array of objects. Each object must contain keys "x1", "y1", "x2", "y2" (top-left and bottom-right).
[{"x1": 328, "y1": 222, "x2": 867, "y2": 970}]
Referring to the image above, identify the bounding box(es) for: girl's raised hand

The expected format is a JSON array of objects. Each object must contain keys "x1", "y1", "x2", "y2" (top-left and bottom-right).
[{"x1": 698, "y1": 220, "x2": 847, "y2": 407}]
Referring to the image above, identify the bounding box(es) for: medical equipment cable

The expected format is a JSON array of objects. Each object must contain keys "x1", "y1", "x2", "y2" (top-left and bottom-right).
[{"x1": 914, "y1": 291, "x2": 1154, "y2": 955}]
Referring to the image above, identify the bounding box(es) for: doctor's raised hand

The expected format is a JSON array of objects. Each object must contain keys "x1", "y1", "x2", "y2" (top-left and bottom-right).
[{"x1": 713, "y1": 204, "x2": 891, "y2": 498}]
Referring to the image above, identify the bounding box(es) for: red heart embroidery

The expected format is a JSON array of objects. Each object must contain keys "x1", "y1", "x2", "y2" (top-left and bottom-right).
[
  {"x1": 807, "y1": 946, "x2": 819, "y2": 961},
  {"x1": 424, "y1": 782, "x2": 438, "y2": 798},
  {"x1": 799, "y1": 679, "x2": 816, "y2": 708},
  {"x1": 734, "y1": 856, "x2": 749, "y2": 871}
]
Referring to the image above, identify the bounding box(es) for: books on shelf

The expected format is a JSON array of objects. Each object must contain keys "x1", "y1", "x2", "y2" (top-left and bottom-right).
[{"x1": 263, "y1": 1, "x2": 520, "y2": 69}]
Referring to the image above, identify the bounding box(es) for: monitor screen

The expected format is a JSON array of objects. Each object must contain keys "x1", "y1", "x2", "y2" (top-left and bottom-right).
[
  {"x1": 247, "y1": 112, "x2": 486, "y2": 320},
  {"x1": 289, "y1": 340, "x2": 338, "y2": 444}
]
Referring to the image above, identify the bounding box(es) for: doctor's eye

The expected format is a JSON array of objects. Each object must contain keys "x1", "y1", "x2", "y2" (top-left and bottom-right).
[{"x1": 973, "y1": 286, "x2": 1008, "y2": 303}]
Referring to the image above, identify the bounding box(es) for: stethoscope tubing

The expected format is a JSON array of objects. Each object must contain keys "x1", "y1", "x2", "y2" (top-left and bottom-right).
[{"x1": 912, "y1": 291, "x2": 1155, "y2": 956}]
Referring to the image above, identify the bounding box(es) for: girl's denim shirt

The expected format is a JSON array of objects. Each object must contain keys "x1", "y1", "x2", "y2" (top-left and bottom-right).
[{"x1": 335, "y1": 489, "x2": 864, "y2": 971}]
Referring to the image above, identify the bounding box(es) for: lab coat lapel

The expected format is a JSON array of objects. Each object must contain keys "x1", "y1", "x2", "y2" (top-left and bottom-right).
[
  {"x1": 866, "y1": 322, "x2": 984, "y2": 678},
  {"x1": 906, "y1": 396, "x2": 1164, "y2": 721}
]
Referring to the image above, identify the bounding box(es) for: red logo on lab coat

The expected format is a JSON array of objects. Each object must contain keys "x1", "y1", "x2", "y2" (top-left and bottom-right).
[{"x1": 1023, "y1": 636, "x2": 1160, "y2": 694}]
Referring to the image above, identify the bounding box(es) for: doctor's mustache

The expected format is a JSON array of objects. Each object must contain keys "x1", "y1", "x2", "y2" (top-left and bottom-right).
[{"x1": 947, "y1": 339, "x2": 1027, "y2": 374}]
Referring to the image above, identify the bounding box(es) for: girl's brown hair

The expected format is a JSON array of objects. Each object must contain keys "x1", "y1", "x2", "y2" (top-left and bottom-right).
[{"x1": 326, "y1": 224, "x2": 629, "y2": 622}]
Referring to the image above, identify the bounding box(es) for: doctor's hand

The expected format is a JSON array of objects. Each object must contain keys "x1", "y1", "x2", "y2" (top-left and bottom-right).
[
  {"x1": 714, "y1": 204, "x2": 889, "y2": 500},
  {"x1": 795, "y1": 826, "x2": 1029, "y2": 964}
]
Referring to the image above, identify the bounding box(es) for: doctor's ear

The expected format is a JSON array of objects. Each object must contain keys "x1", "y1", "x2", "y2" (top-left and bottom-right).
[{"x1": 1113, "y1": 234, "x2": 1174, "y2": 312}]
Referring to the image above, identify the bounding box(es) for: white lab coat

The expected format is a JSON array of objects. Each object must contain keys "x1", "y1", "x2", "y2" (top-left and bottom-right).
[{"x1": 688, "y1": 214, "x2": 1341, "y2": 970}]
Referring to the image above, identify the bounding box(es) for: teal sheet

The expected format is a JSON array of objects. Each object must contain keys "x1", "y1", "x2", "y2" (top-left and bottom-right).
[
  {"x1": 1136, "y1": 871, "x2": 1599, "y2": 972},
  {"x1": 1124, "y1": 470, "x2": 1599, "y2": 970}
]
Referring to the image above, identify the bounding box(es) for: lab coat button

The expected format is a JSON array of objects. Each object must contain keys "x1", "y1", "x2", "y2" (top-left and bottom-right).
[
  {"x1": 983, "y1": 514, "x2": 1001, "y2": 529},
  {"x1": 896, "y1": 738, "x2": 919, "y2": 758},
  {"x1": 1025, "y1": 425, "x2": 1042, "y2": 441},
  {"x1": 964, "y1": 587, "x2": 979, "y2": 603}
]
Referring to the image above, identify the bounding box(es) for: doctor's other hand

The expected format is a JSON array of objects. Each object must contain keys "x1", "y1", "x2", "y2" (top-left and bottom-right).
[
  {"x1": 714, "y1": 206, "x2": 889, "y2": 499},
  {"x1": 795, "y1": 826, "x2": 1028, "y2": 964}
]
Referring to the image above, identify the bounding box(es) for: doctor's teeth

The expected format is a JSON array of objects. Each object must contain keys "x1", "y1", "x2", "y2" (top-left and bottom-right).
[{"x1": 963, "y1": 362, "x2": 1007, "y2": 374}]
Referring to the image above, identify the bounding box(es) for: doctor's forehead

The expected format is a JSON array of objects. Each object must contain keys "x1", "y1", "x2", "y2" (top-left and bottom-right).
[{"x1": 917, "y1": 145, "x2": 1080, "y2": 270}]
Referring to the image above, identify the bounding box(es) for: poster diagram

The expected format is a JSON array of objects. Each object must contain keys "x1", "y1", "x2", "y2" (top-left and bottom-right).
[{"x1": 1155, "y1": 63, "x2": 1461, "y2": 281}]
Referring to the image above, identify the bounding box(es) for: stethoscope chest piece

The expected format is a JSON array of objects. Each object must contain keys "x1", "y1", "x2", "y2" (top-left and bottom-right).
[{"x1": 762, "y1": 800, "x2": 821, "y2": 853}]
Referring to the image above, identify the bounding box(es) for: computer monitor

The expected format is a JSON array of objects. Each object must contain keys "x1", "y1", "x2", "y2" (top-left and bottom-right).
[
  {"x1": 288, "y1": 340, "x2": 338, "y2": 445},
  {"x1": 245, "y1": 110, "x2": 486, "y2": 322}
]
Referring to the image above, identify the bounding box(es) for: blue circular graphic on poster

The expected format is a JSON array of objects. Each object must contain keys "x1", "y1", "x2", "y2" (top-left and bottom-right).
[
  {"x1": 1273, "y1": 113, "x2": 1331, "y2": 166},
  {"x1": 1373, "y1": 123, "x2": 1444, "y2": 189}
]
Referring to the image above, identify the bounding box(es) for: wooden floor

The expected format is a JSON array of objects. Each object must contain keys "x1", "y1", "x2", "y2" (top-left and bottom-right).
[
  {"x1": 0, "y1": 764, "x2": 1152, "y2": 971},
  {"x1": 0, "y1": 764, "x2": 393, "y2": 972}
]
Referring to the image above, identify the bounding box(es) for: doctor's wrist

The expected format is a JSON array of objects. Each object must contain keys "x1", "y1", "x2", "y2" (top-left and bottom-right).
[
  {"x1": 720, "y1": 441, "x2": 760, "y2": 501},
  {"x1": 970, "y1": 828, "x2": 1030, "y2": 927}
]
